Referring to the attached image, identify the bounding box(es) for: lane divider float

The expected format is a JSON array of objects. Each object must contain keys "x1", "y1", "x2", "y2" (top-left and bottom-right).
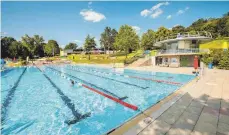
[{"x1": 46, "y1": 67, "x2": 138, "y2": 110}]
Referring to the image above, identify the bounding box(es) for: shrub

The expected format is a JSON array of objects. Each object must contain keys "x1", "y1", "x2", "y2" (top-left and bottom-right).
[
  {"x1": 201, "y1": 49, "x2": 229, "y2": 70},
  {"x1": 218, "y1": 51, "x2": 229, "y2": 70}
]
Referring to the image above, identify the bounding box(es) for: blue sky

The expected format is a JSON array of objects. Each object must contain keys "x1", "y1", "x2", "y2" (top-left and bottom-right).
[{"x1": 2, "y1": 1, "x2": 229, "y2": 48}]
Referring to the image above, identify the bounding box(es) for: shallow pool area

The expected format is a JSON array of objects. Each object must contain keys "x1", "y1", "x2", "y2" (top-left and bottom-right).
[{"x1": 1, "y1": 65, "x2": 195, "y2": 135}]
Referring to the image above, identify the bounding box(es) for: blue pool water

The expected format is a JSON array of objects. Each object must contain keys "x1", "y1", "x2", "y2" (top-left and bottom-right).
[{"x1": 1, "y1": 65, "x2": 195, "y2": 135}]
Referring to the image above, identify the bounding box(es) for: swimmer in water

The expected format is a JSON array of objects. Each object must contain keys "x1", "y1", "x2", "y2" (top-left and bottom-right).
[{"x1": 70, "y1": 79, "x2": 75, "y2": 86}]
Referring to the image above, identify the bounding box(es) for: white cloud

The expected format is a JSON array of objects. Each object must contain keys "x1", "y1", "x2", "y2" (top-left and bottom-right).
[
  {"x1": 177, "y1": 10, "x2": 184, "y2": 15},
  {"x1": 151, "y1": 2, "x2": 169, "y2": 11},
  {"x1": 140, "y1": 9, "x2": 151, "y2": 17},
  {"x1": 173, "y1": 24, "x2": 180, "y2": 27},
  {"x1": 132, "y1": 26, "x2": 141, "y2": 34},
  {"x1": 166, "y1": 15, "x2": 172, "y2": 19},
  {"x1": 140, "y1": 2, "x2": 169, "y2": 18},
  {"x1": 80, "y1": 9, "x2": 106, "y2": 22},
  {"x1": 185, "y1": 7, "x2": 189, "y2": 10},
  {"x1": 177, "y1": 7, "x2": 190, "y2": 15},
  {"x1": 74, "y1": 40, "x2": 82, "y2": 43},
  {"x1": 151, "y1": 9, "x2": 163, "y2": 18}
]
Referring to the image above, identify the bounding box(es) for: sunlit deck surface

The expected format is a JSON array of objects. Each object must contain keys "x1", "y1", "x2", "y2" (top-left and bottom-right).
[{"x1": 108, "y1": 66, "x2": 229, "y2": 135}]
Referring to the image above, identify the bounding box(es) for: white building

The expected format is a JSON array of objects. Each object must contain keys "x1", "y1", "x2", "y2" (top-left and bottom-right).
[{"x1": 153, "y1": 31, "x2": 212, "y2": 67}]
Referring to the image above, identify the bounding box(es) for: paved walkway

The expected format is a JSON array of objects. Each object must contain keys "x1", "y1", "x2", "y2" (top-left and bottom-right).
[{"x1": 112, "y1": 69, "x2": 229, "y2": 135}]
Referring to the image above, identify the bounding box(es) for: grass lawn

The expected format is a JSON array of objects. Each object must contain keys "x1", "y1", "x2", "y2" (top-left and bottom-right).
[{"x1": 67, "y1": 50, "x2": 144, "y2": 64}]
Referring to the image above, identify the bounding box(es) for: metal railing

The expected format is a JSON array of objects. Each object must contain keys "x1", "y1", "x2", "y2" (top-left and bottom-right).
[
  {"x1": 158, "y1": 48, "x2": 200, "y2": 55},
  {"x1": 155, "y1": 31, "x2": 212, "y2": 43}
]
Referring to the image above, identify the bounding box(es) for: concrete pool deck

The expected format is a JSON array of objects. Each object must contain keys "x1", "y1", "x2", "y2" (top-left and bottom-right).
[{"x1": 108, "y1": 67, "x2": 229, "y2": 135}]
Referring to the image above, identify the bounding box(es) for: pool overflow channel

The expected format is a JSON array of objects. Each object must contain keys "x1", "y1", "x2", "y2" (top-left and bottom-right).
[
  {"x1": 46, "y1": 66, "x2": 138, "y2": 111},
  {"x1": 1, "y1": 67, "x2": 27, "y2": 124},
  {"x1": 69, "y1": 65, "x2": 182, "y2": 86},
  {"x1": 35, "y1": 66, "x2": 91, "y2": 125},
  {"x1": 65, "y1": 66, "x2": 149, "y2": 89}
]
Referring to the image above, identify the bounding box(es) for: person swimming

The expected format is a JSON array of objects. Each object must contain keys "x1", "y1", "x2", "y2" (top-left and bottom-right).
[{"x1": 70, "y1": 79, "x2": 75, "y2": 86}]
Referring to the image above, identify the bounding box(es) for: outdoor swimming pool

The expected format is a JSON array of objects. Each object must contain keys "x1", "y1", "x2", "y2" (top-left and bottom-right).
[{"x1": 1, "y1": 65, "x2": 195, "y2": 135}]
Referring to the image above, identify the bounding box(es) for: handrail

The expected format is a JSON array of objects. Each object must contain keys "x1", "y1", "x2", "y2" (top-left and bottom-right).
[
  {"x1": 155, "y1": 31, "x2": 212, "y2": 43},
  {"x1": 158, "y1": 48, "x2": 200, "y2": 55}
]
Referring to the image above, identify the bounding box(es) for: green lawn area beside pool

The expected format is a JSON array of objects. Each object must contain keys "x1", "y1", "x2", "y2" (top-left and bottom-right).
[{"x1": 67, "y1": 50, "x2": 144, "y2": 64}]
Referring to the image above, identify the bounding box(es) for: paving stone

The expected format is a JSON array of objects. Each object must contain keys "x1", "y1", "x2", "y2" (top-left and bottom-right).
[
  {"x1": 176, "y1": 111, "x2": 199, "y2": 125},
  {"x1": 194, "y1": 121, "x2": 217, "y2": 134},
  {"x1": 219, "y1": 114, "x2": 229, "y2": 125},
  {"x1": 186, "y1": 106, "x2": 203, "y2": 115},
  {"x1": 191, "y1": 130, "x2": 216, "y2": 135},
  {"x1": 166, "y1": 127, "x2": 192, "y2": 135},
  {"x1": 196, "y1": 94, "x2": 209, "y2": 103},
  {"x1": 220, "y1": 107, "x2": 229, "y2": 116},
  {"x1": 168, "y1": 104, "x2": 187, "y2": 115},
  {"x1": 221, "y1": 100, "x2": 229, "y2": 109},
  {"x1": 198, "y1": 113, "x2": 218, "y2": 126},
  {"x1": 216, "y1": 131, "x2": 227, "y2": 135},
  {"x1": 202, "y1": 106, "x2": 219, "y2": 116},
  {"x1": 217, "y1": 122, "x2": 229, "y2": 135},
  {"x1": 205, "y1": 100, "x2": 221, "y2": 110},
  {"x1": 139, "y1": 120, "x2": 171, "y2": 135},
  {"x1": 173, "y1": 122, "x2": 194, "y2": 130},
  {"x1": 157, "y1": 111, "x2": 181, "y2": 125},
  {"x1": 176, "y1": 96, "x2": 193, "y2": 106},
  {"x1": 190, "y1": 100, "x2": 205, "y2": 108}
]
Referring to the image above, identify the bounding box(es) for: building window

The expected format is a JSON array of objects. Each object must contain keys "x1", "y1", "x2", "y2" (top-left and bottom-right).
[{"x1": 192, "y1": 40, "x2": 197, "y2": 44}]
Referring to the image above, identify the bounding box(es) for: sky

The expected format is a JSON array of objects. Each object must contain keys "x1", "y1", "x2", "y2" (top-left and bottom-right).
[{"x1": 2, "y1": 1, "x2": 229, "y2": 48}]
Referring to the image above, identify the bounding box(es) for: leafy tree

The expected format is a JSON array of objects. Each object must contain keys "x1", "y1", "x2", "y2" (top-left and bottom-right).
[
  {"x1": 186, "y1": 19, "x2": 207, "y2": 32},
  {"x1": 33, "y1": 35, "x2": 45, "y2": 57},
  {"x1": 44, "y1": 40, "x2": 60, "y2": 56},
  {"x1": 1, "y1": 37, "x2": 16, "y2": 58},
  {"x1": 8, "y1": 41, "x2": 29, "y2": 59},
  {"x1": 155, "y1": 27, "x2": 171, "y2": 41},
  {"x1": 64, "y1": 42, "x2": 78, "y2": 50},
  {"x1": 83, "y1": 35, "x2": 96, "y2": 60},
  {"x1": 219, "y1": 51, "x2": 229, "y2": 70},
  {"x1": 100, "y1": 27, "x2": 118, "y2": 54},
  {"x1": 21, "y1": 34, "x2": 44, "y2": 58},
  {"x1": 217, "y1": 16, "x2": 229, "y2": 37},
  {"x1": 141, "y1": 29, "x2": 156, "y2": 50},
  {"x1": 172, "y1": 25, "x2": 185, "y2": 34},
  {"x1": 202, "y1": 19, "x2": 218, "y2": 38},
  {"x1": 114, "y1": 25, "x2": 139, "y2": 58},
  {"x1": 8, "y1": 41, "x2": 20, "y2": 58}
]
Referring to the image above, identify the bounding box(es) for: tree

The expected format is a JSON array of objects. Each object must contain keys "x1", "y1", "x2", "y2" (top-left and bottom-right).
[
  {"x1": 141, "y1": 29, "x2": 156, "y2": 50},
  {"x1": 83, "y1": 35, "x2": 96, "y2": 60},
  {"x1": 155, "y1": 27, "x2": 171, "y2": 41},
  {"x1": 8, "y1": 41, "x2": 20, "y2": 58},
  {"x1": 186, "y1": 19, "x2": 207, "y2": 32},
  {"x1": 8, "y1": 41, "x2": 29, "y2": 59},
  {"x1": 172, "y1": 25, "x2": 185, "y2": 34},
  {"x1": 217, "y1": 16, "x2": 229, "y2": 37},
  {"x1": 64, "y1": 43, "x2": 78, "y2": 50},
  {"x1": 33, "y1": 35, "x2": 45, "y2": 57},
  {"x1": 21, "y1": 34, "x2": 45, "y2": 58},
  {"x1": 100, "y1": 27, "x2": 118, "y2": 54},
  {"x1": 114, "y1": 25, "x2": 139, "y2": 58},
  {"x1": 1, "y1": 37, "x2": 16, "y2": 58},
  {"x1": 44, "y1": 40, "x2": 60, "y2": 56}
]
